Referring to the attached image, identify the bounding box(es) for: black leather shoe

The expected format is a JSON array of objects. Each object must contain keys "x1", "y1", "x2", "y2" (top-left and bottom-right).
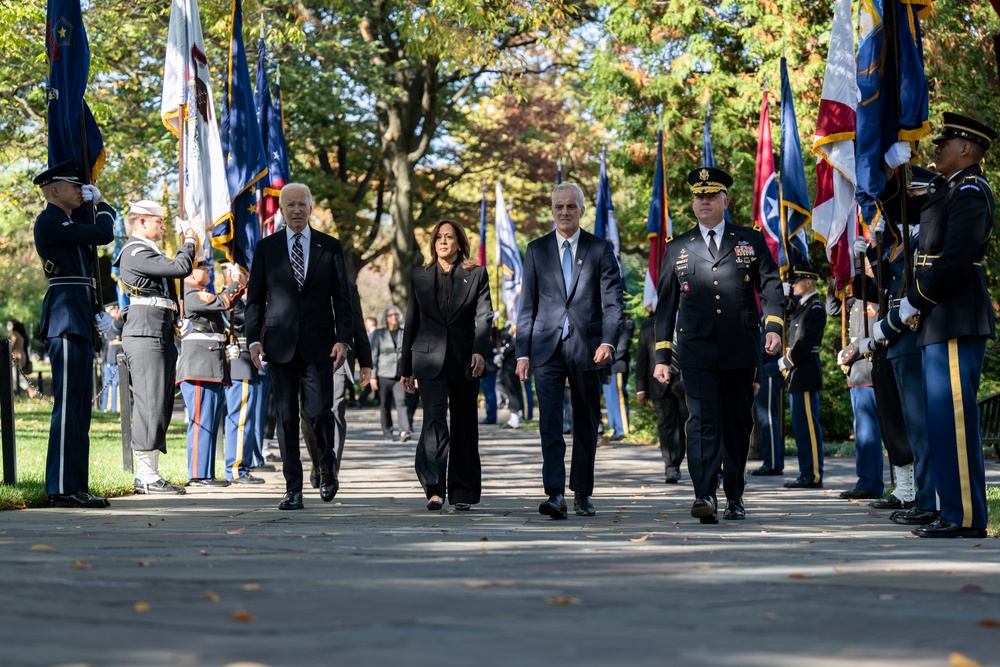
[
  {"x1": 573, "y1": 493, "x2": 596, "y2": 517},
  {"x1": 134, "y1": 478, "x2": 186, "y2": 495},
  {"x1": 278, "y1": 492, "x2": 304, "y2": 510},
  {"x1": 750, "y1": 465, "x2": 783, "y2": 476},
  {"x1": 690, "y1": 496, "x2": 717, "y2": 518},
  {"x1": 48, "y1": 492, "x2": 108, "y2": 508},
  {"x1": 251, "y1": 463, "x2": 277, "y2": 472},
  {"x1": 309, "y1": 469, "x2": 320, "y2": 489},
  {"x1": 232, "y1": 473, "x2": 265, "y2": 485},
  {"x1": 869, "y1": 495, "x2": 913, "y2": 510},
  {"x1": 265, "y1": 453, "x2": 282, "y2": 463},
  {"x1": 664, "y1": 468, "x2": 681, "y2": 484},
  {"x1": 891, "y1": 507, "x2": 939, "y2": 525},
  {"x1": 427, "y1": 496, "x2": 444, "y2": 511},
  {"x1": 723, "y1": 500, "x2": 746, "y2": 520},
  {"x1": 783, "y1": 478, "x2": 823, "y2": 489},
  {"x1": 186, "y1": 478, "x2": 231, "y2": 488},
  {"x1": 913, "y1": 517, "x2": 987, "y2": 539},
  {"x1": 479, "y1": 419, "x2": 497, "y2": 425},
  {"x1": 539, "y1": 493, "x2": 568, "y2": 519},
  {"x1": 699, "y1": 513, "x2": 719, "y2": 524},
  {"x1": 319, "y1": 474, "x2": 339, "y2": 502},
  {"x1": 839, "y1": 487, "x2": 881, "y2": 500}
]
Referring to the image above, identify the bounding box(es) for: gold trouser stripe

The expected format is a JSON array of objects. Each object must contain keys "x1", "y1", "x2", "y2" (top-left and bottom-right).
[
  {"x1": 617, "y1": 373, "x2": 629, "y2": 434},
  {"x1": 948, "y1": 340, "x2": 973, "y2": 527},
  {"x1": 804, "y1": 391, "x2": 821, "y2": 482},
  {"x1": 231, "y1": 382, "x2": 250, "y2": 479}
]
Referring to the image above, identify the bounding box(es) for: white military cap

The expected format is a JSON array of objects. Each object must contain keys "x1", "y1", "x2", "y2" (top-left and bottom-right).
[{"x1": 129, "y1": 200, "x2": 166, "y2": 217}]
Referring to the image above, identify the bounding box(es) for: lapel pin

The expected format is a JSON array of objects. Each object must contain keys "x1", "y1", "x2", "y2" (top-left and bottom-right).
[
  {"x1": 463, "y1": 278, "x2": 468, "y2": 284},
  {"x1": 577, "y1": 259, "x2": 582, "y2": 265}
]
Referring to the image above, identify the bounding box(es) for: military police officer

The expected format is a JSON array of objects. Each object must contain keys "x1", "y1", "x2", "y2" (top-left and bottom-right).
[
  {"x1": 779, "y1": 266, "x2": 827, "y2": 489},
  {"x1": 33, "y1": 160, "x2": 115, "y2": 508},
  {"x1": 879, "y1": 113, "x2": 997, "y2": 538},
  {"x1": 654, "y1": 167, "x2": 784, "y2": 524},
  {"x1": 114, "y1": 200, "x2": 197, "y2": 494}
]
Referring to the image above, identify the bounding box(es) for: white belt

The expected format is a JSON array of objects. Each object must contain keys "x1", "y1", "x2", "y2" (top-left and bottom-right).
[
  {"x1": 183, "y1": 332, "x2": 225, "y2": 342},
  {"x1": 130, "y1": 296, "x2": 175, "y2": 310}
]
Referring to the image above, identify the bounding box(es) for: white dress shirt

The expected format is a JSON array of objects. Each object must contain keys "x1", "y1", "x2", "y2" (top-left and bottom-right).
[
  {"x1": 286, "y1": 225, "x2": 312, "y2": 280},
  {"x1": 698, "y1": 222, "x2": 724, "y2": 253}
]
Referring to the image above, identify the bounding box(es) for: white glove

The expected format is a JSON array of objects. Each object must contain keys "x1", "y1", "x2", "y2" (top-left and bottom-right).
[
  {"x1": 884, "y1": 141, "x2": 912, "y2": 170},
  {"x1": 493, "y1": 353, "x2": 504, "y2": 366},
  {"x1": 94, "y1": 312, "x2": 113, "y2": 333},
  {"x1": 777, "y1": 357, "x2": 790, "y2": 372},
  {"x1": 899, "y1": 296, "x2": 919, "y2": 323},
  {"x1": 857, "y1": 338, "x2": 878, "y2": 355},
  {"x1": 871, "y1": 216, "x2": 885, "y2": 235},
  {"x1": 174, "y1": 217, "x2": 196, "y2": 237},
  {"x1": 873, "y1": 320, "x2": 887, "y2": 343},
  {"x1": 853, "y1": 236, "x2": 869, "y2": 255},
  {"x1": 177, "y1": 318, "x2": 192, "y2": 338},
  {"x1": 225, "y1": 344, "x2": 241, "y2": 361},
  {"x1": 782, "y1": 282, "x2": 791, "y2": 297},
  {"x1": 81, "y1": 184, "x2": 101, "y2": 203}
]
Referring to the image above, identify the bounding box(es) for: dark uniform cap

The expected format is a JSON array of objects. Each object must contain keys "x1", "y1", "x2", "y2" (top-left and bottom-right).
[
  {"x1": 688, "y1": 167, "x2": 734, "y2": 195},
  {"x1": 908, "y1": 165, "x2": 937, "y2": 190},
  {"x1": 33, "y1": 160, "x2": 83, "y2": 187},
  {"x1": 932, "y1": 112, "x2": 996, "y2": 149},
  {"x1": 790, "y1": 264, "x2": 821, "y2": 283}
]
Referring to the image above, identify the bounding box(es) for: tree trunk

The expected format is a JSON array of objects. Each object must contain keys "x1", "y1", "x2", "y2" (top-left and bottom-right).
[{"x1": 385, "y1": 150, "x2": 420, "y2": 308}]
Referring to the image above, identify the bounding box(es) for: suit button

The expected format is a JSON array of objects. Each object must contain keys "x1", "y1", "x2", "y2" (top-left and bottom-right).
[
  {"x1": 716, "y1": 309, "x2": 722, "y2": 315},
  {"x1": 714, "y1": 280, "x2": 719, "y2": 286},
  {"x1": 715, "y1": 294, "x2": 721, "y2": 300},
  {"x1": 712, "y1": 267, "x2": 718, "y2": 272}
]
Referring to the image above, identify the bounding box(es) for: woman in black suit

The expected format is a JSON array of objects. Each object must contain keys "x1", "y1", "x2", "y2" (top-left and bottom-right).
[{"x1": 400, "y1": 220, "x2": 492, "y2": 511}]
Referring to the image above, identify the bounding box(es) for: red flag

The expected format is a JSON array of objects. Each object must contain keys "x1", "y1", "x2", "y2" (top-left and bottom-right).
[{"x1": 753, "y1": 89, "x2": 783, "y2": 270}]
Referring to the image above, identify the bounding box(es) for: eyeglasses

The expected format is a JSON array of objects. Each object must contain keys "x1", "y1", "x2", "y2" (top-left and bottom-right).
[{"x1": 387, "y1": 313, "x2": 400, "y2": 318}]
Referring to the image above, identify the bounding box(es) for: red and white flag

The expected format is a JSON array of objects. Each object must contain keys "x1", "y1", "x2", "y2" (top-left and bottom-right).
[{"x1": 811, "y1": 0, "x2": 860, "y2": 295}]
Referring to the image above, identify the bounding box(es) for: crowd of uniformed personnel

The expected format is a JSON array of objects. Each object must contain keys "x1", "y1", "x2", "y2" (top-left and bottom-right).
[{"x1": 27, "y1": 112, "x2": 996, "y2": 538}]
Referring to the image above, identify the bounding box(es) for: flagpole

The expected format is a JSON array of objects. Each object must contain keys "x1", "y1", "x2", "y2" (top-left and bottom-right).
[
  {"x1": 78, "y1": 103, "x2": 103, "y2": 318},
  {"x1": 176, "y1": 103, "x2": 186, "y2": 316},
  {"x1": 886, "y1": 0, "x2": 913, "y2": 290}
]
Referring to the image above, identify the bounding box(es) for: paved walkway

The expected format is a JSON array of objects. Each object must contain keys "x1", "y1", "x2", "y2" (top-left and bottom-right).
[{"x1": 1, "y1": 407, "x2": 998, "y2": 667}]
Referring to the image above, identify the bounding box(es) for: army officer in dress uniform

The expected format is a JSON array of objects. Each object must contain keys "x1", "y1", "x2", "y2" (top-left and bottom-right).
[
  {"x1": 878, "y1": 113, "x2": 997, "y2": 539},
  {"x1": 33, "y1": 160, "x2": 115, "y2": 508},
  {"x1": 114, "y1": 200, "x2": 198, "y2": 494},
  {"x1": 653, "y1": 167, "x2": 784, "y2": 524},
  {"x1": 779, "y1": 266, "x2": 828, "y2": 490}
]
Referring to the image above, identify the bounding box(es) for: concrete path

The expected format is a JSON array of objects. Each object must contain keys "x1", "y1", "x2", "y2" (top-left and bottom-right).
[{"x1": 1, "y1": 408, "x2": 998, "y2": 667}]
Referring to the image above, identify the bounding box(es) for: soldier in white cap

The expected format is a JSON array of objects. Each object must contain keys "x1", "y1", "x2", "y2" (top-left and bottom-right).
[{"x1": 113, "y1": 200, "x2": 197, "y2": 494}]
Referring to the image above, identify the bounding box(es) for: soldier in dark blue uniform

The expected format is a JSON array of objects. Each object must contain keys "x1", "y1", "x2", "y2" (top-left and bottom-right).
[
  {"x1": 636, "y1": 306, "x2": 687, "y2": 484},
  {"x1": 114, "y1": 200, "x2": 197, "y2": 494},
  {"x1": 779, "y1": 266, "x2": 827, "y2": 489},
  {"x1": 654, "y1": 167, "x2": 785, "y2": 523},
  {"x1": 879, "y1": 113, "x2": 996, "y2": 538},
  {"x1": 751, "y1": 329, "x2": 785, "y2": 476},
  {"x1": 33, "y1": 160, "x2": 115, "y2": 508}
]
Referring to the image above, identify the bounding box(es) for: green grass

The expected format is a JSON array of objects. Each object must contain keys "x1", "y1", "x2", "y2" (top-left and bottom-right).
[{"x1": 0, "y1": 396, "x2": 194, "y2": 510}]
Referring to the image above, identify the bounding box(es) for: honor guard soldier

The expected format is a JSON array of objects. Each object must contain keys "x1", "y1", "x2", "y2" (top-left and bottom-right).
[
  {"x1": 221, "y1": 264, "x2": 265, "y2": 484},
  {"x1": 878, "y1": 113, "x2": 997, "y2": 538},
  {"x1": 779, "y1": 266, "x2": 827, "y2": 489},
  {"x1": 115, "y1": 200, "x2": 198, "y2": 494},
  {"x1": 33, "y1": 160, "x2": 115, "y2": 508},
  {"x1": 178, "y1": 266, "x2": 243, "y2": 487},
  {"x1": 653, "y1": 167, "x2": 785, "y2": 523},
  {"x1": 751, "y1": 329, "x2": 785, "y2": 477}
]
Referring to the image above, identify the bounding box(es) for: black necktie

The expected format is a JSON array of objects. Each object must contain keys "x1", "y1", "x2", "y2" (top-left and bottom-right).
[{"x1": 708, "y1": 229, "x2": 718, "y2": 259}]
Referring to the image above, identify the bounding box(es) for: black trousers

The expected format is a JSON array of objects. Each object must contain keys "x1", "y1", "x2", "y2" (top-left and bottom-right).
[
  {"x1": 269, "y1": 352, "x2": 336, "y2": 494},
  {"x1": 654, "y1": 380, "x2": 688, "y2": 475},
  {"x1": 413, "y1": 374, "x2": 481, "y2": 504},
  {"x1": 680, "y1": 366, "x2": 755, "y2": 502},
  {"x1": 377, "y1": 377, "x2": 413, "y2": 435},
  {"x1": 871, "y1": 348, "x2": 914, "y2": 467}
]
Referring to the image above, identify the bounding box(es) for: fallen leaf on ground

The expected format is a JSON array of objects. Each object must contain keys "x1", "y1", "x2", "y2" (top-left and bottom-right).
[
  {"x1": 628, "y1": 534, "x2": 650, "y2": 543},
  {"x1": 242, "y1": 583, "x2": 260, "y2": 591},
  {"x1": 788, "y1": 573, "x2": 810, "y2": 579},
  {"x1": 133, "y1": 601, "x2": 150, "y2": 613},
  {"x1": 30, "y1": 545, "x2": 55, "y2": 551},
  {"x1": 879, "y1": 594, "x2": 898, "y2": 601},
  {"x1": 230, "y1": 610, "x2": 256, "y2": 622},
  {"x1": 961, "y1": 584, "x2": 984, "y2": 593},
  {"x1": 978, "y1": 619, "x2": 1000, "y2": 628},
  {"x1": 479, "y1": 547, "x2": 487, "y2": 554},
  {"x1": 101, "y1": 522, "x2": 116, "y2": 525},
  {"x1": 798, "y1": 541, "x2": 814, "y2": 544},
  {"x1": 199, "y1": 550, "x2": 209, "y2": 556},
  {"x1": 834, "y1": 567, "x2": 849, "y2": 573},
  {"x1": 761, "y1": 612, "x2": 776, "y2": 620},
  {"x1": 224, "y1": 527, "x2": 246, "y2": 535},
  {"x1": 462, "y1": 580, "x2": 515, "y2": 588},
  {"x1": 147, "y1": 523, "x2": 156, "y2": 527},
  {"x1": 73, "y1": 560, "x2": 92, "y2": 569},
  {"x1": 657, "y1": 512, "x2": 670, "y2": 518},
  {"x1": 137, "y1": 561, "x2": 150, "y2": 567},
  {"x1": 544, "y1": 596, "x2": 580, "y2": 605},
  {"x1": 440, "y1": 530, "x2": 456, "y2": 535},
  {"x1": 205, "y1": 590, "x2": 221, "y2": 602},
  {"x1": 949, "y1": 653, "x2": 982, "y2": 667},
  {"x1": 696, "y1": 565, "x2": 712, "y2": 571}
]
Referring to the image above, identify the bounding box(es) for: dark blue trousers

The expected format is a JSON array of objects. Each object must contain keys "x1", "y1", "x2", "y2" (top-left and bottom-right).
[
  {"x1": 754, "y1": 375, "x2": 784, "y2": 471},
  {"x1": 849, "y1": 386, "x2": 884, "y2": 495},
  {"x1": 790, "y1": 390, "x2": 824, "y2": 484},
  {"x1": 922, "y1": 338, "x2": 988, "y2": 530},
  {"x1": 181, "y1": 381, "x2": 224, "y2": 480},
  {"x1": 252, "y1": 370, "x2": 270, "y2": 466},
  {"x1": 224, "y1": 380, "x2": 259, "y2": 480},
  {"x1": 890, "y1": 352, "x2": 936, "y2": 510},
  {"x1": 45, "y1": 334, "x2": 94, "y2": 495},
  {"x1": 480, "y1": 370, "x2": 497, "y2": 423}
]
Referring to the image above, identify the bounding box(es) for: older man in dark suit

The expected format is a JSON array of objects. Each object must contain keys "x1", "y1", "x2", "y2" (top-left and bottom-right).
[
  {"x1": 245, "y1": 183, "x2": 354, "y2": 511},
  {"x1": 516, "y1": 183, "x2": 624, "y2": 519}
]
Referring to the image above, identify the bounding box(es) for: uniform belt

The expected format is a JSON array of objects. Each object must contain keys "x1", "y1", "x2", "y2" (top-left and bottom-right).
[
  {"x1": 811, "y1": 347, "x2": 819, "y2": 353},
  {"x1": 183, "y1": 332, "x2": 225, "y2": 342},
  {"x1": 130, "y1": 296, "x2": 176, "y2": 310},
  {"x1": 915, "y1": 254, "x2": 981, "y2": 268},
  {"x1": 890, "y1": 298, "x2": 903, "y2": 308},
  {"x1": 48, "y1": 276, "x2": 95, "y2": 288}
]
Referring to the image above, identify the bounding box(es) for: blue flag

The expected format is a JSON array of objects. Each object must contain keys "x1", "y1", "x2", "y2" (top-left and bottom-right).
[
  {"x1": 216, "y1": 0, "x2": 267, "y2": 269},
  {"x1": 495, "y1": 180, "x2": 523, "y2": 326},
  {"x1": 643, "y1": 129, "x2": 670, "y2": 310},
  {"x1": 780, "y1": 57, "x2": 811, "y2": 267},
  {"x1": 702, "y1": 104, "x2": 717, "y2": 169},
  {"x1": 593, "y1": 150, "x2": 621, "y2": 275},
  {"x1": 255, "y1": 35, "x2": 290, "y2": 233},
  {"x1": 45, "y1": 0, "x2": 104, "y2": 179}
]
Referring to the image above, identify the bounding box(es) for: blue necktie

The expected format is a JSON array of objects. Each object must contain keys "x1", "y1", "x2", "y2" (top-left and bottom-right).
[{"x1": 561, "y1": 239, "x2": 572, "y2": 339}]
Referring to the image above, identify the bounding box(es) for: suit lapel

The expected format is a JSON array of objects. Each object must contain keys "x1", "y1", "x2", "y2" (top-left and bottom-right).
[
  {"x1": 683, "y1": 230, "x2": 712, "y2": 263},
  {"x1": 415, "y1": 268, "x2": 444, "y2": 321},
  {"x1": 302, "y1": 230, "x2": 324, "y2": 289},
  {"x1": 447, "y1": 265, "x2": 474, "y2": 322},
  {"x1": 567, "y1": 233, "x2": 590, "y2": 300},
  {"x1": 716, "y1": 222, "x2": 737, "y2": 261},
  {"x1": 274, "y1": 232, "x2": 296, "y2": 286}
]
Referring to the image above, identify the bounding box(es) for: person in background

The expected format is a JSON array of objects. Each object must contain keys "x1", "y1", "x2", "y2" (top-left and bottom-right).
[
  {"x1": 636, "y1": 305, "x2": 687, "y2": 484},
  {"x1": 750, "y1": 329, "x2": 784, "y2": 477},
  {"x1": 7, "y1": 320, "x2": 35, "y2": 399},
  {"x1": 370, "y1": 304, "x2": 414, "y2": 442},
  {"x1": 602, "y1": 316, "x2": 634, "y2": 442},
  {"x1": 100, "y1": 307, "x2": 122, "y2": 411}
]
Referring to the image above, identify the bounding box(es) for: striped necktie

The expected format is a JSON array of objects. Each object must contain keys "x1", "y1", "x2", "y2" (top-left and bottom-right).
[{"x1": 292, "y1": 233, "x2": 305, "y2": 289}]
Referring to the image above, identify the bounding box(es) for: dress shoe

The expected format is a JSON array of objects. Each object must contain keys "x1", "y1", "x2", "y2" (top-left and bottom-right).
[
  {"x1": 309, "y1": 469, "x2": 320, "y2": 489},
  {"x1": 278, "y1": 492, "x2": 304, "y2": 510},
  {"x1": 251, "y1": 463, "x2": 277, "y2": 472},
  {"x1": 479, "y1": 419, "x2": 497, "y2": 425},
  {"x1": 186, "y1": 478, "x2": 231, "y2": 488},
  {"x1": 455, "y1": 503, "x2": 472, "y2": 511},
  {"x1": 783, "y1": 478, "x2": 823, "y2": 489},
  {"x1": 750, "y1": 465, "x2": 783, "y2": 476},
  {"x1": 609, "y1": 433, "x2": 625, "y2": 442},
  {"x1": 891, "y1": 507, "x2": 939, "y2": 525},
  {"x1": 912, "y1": 518, "x2": 987, "y2": 539},
  {"x1": 539, "y1": 493, "x2": 568, "y2": 520},
  {"x1": 690, "y1": 496, "x2": 717, "y2": 518},
  {"x1": 427, "y1": 496, "x2": 444, "y2": 511},
  {"x1": 869, "y1": 495, "x2": 914, "y2": 510},
  {"x1": 664, "y1": 468, "x2": 681, "y2": 484},
  {"x1": 839, "y1": 487, "x2": 881, "y2": 500},
  {"x1": 265, "y1": 453, "x2": 282, "y2": 463},
  {"x1": 399, "y1": 430, "x2": 411, "y2": 442},
  {"x1": 232, "y1": 473, "x2": 265, "y2": 485},
  {"x1": 134, "y1": 478, "x2": 186, "y2": 495},
  {"x1": 699, "y1": 513, "x2": 719, "y2": 524},
  {"x1": 48, "y1": 492, "x2": 108, "y2": 508},
  {"x1": 723, "y1": 500, "x2": 746, "y2": 520},
  {"x1": 573, "y1": 493, "x2": 596, "y2": 517},
  {"x1": 319, "y1": 475, "x2": 339, "y2": 502}
]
